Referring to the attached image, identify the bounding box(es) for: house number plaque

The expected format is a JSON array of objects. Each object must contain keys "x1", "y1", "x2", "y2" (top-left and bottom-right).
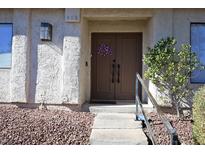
[{"x1": 65, "y1": 8, "x2": 80, "y2": 22}]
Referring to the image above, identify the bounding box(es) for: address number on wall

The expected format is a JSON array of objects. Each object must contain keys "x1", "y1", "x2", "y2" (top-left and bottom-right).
[{"x1": 65, "y1": 8, "x2": 80, "y2": 22}]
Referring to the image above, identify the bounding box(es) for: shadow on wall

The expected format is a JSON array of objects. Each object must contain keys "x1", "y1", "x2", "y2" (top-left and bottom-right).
[
  {"x1": 28, "y1": 37, "x2": 38, "y2": 104},
  {"x1": 45, "y1": 42, "x2": 63, "y2": 55}
]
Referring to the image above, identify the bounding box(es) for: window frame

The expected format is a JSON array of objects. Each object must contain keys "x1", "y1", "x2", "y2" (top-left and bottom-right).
[
  {"x1": 190, "y1": 22, "x2": 205, "y2": 84},
  {"x1": 0, "y1": 23, "x2": 13, "y2": 69}
]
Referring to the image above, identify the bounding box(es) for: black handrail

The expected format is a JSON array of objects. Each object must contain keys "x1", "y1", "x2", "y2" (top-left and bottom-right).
[{"x1": 135, "y1": 73, "x2": 180, "y2": 145}]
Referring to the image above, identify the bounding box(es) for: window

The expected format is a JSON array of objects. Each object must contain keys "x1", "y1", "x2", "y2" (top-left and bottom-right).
[
  {"x1": 0, "y1": 23, "x2": 12, "y2": 68},
  {"x1": 191, "y1": 23, "x2": 205, "y2": 83}
]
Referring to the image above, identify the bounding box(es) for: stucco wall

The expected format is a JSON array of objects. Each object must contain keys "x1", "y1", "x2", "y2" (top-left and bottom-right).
[
  {"x1": 0, "y1": 8, "x2": 205, "y2": 105},
  {"x1": 30, "y1": 9, "x2": 81, "y2": 104},
  {"x1": 82, "y1": 8, "x2": 153, "y2": 19},
  {"x1": 147, "y1": 9, "x2": 174, "y2": 105},
  {"x1": 172, "y1": 9, "x2": 205, "y2": 91},
  {"x1": 0, "y1": 9, "x2": 13, "y2": 23},
  {"x1": 79, "y1": 17, "x2": 89, "y2": 104},
  {"x1": 0, "y1": 70, "x2": 10, "y2": 102},
  {"x1": 30, "y1": 9, "x2": 64, "y2": 104},
  {"x1": 62, "y1": 22, "x2": 81, "y2": 105},
  {"x1": 148, "y1": 9, "x2": 205, "y2": 105},
  {"x1": 0, "y1": 8, "x2": 82, "y2": 104},
  {"x1": 11, "y1": 9, "x2": 31, "y2": 103},
  {"x1": 173, "y1": 9, "x2": 205, "y2": 47}
]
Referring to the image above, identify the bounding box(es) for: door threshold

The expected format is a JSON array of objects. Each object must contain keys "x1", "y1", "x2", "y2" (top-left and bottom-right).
[{"x1": 90, "y1": 100, "x2": 116, "y2": 104}]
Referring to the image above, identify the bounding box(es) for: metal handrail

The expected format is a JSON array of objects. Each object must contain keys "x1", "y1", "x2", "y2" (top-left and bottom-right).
[{"x1": 135, "y1": 73, "x2": 180, "y2": 145}]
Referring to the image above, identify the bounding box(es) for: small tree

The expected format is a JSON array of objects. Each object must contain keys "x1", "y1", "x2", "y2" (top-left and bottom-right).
[{"x1": 144, "y1": 37, "x2": 203, "y2": 117}]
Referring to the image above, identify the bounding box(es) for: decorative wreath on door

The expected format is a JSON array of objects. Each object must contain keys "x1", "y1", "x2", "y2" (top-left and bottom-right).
[{"x1": 97, "y1": 43, "x2": 112, "y2": 56}]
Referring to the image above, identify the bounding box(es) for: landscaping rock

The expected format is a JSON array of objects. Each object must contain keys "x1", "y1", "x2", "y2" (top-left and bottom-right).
[
  {"x1": 0, "y1": 105, "x2": 94, "y2": 145},
  {"x1": 143, "y1": 112, "x2": 193, "y2": 145}
]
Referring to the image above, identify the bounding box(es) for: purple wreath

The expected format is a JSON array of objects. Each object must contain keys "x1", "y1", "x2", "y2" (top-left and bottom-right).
[{"x1": 97, "y1": 43, "x2": 112, "y2": 56}]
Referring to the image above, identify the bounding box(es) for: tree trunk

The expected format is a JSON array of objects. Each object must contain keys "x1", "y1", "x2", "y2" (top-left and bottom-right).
[
  {"x1": 171, "y1": 95, "x2": 180, "y2": 117},
  {"x1": 175, "y1": 101, "x2": 180, "y2": 117}
]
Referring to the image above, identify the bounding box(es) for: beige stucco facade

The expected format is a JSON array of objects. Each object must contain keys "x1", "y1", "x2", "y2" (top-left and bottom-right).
[{"x1": 0, "y1": 8, "x2": 204, "y2": 106}]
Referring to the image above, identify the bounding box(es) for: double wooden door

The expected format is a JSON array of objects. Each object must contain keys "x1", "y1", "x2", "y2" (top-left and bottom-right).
[{"x1": 91, "y1": 33, "x2": 142, "y2": 100}]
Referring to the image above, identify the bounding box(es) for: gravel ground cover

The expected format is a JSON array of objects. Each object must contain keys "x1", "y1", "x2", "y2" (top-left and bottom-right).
[
  {"x1": 143, "y1": 112, "x2": 193, "y2": 145},
  {"x1": 0, "y1": 105, "x2": 94, "y2": 145}
]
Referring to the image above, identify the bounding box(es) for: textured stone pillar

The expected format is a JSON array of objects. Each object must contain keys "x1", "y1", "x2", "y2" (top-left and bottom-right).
[
  {"x1": 10, "y1": 9, "x2": 30, "y2": 102},
  {"x1": 62, "y1": 36, "x2": 81, "y2": 104}
]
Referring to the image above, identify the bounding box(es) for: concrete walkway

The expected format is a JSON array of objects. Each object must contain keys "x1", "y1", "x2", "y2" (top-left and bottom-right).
[{"x1": 89, "y1": 113, "x2": 148, "y2": 145}]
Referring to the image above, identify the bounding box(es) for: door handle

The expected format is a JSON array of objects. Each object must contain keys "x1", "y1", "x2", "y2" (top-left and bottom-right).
[
  {"x1": 112, "y1": 62, "x2": 115, "y2": 83},
  {"x1": 117, "y1": 64, "x2": 120, "y2": 83}
]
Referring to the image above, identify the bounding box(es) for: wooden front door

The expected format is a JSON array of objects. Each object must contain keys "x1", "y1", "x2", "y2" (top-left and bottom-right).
[{"x1": 91, "y1": 33, "x2": 142, "y2": 100}]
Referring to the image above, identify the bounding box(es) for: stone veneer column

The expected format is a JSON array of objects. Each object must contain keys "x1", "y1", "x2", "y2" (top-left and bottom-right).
[
  {"x1": 10, "y1": 9, "x2": 30, "y2": 103},
  {"x1": 62, "y1": 36, "x2": 81, "y2": 104}
]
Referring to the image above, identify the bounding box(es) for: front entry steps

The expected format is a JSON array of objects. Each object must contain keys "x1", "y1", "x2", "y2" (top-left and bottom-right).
[
  {"x1": 89, "y1": 113, "x2": 148, "y2": 145},
  {"x1": 89, "y1": 104, "x2": 136, "y2": 113},
  {"x1": 82, "y1": 102, "x2": 154, "y2": 113}
]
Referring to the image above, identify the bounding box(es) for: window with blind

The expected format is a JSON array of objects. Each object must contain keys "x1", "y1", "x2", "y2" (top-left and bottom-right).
[
  {"x1": 0, "y1": 23, "x2": 12, "y2": 68},
  {"x1": 191, "y1": 23, "x2": 205, "y2": 83}
]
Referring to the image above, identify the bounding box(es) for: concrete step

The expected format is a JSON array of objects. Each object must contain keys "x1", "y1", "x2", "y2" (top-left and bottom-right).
[
  {"x1": 82, "y1": 103, "x2": 154, "y2": 114},
  {"x1": 93, "y1": 113, "x2": 142, "y2": 129},
  {"x1": 90, "y1": 129, "x2": 148, "y2": 145},
  {"x1": 95, "y1": 113, "x2": 135, "y2": 120},
  {"x1": 89, "y1": 106, "x2": 136, "y2": 113},
  {"x1": 89, "y1": 104, "x2": 137, "y2": 113},
  {"x1": 89, "y1": 113, "x2": 148, "y2": 145}
]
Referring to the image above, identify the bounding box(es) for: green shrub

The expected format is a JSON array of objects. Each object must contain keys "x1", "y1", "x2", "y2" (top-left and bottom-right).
[
  {"x1": 193, "y1": 86, "x2": 205, "y2": 144},
  {"x1": 144, "y1": 37, "x2": 203, "y2": 117}
]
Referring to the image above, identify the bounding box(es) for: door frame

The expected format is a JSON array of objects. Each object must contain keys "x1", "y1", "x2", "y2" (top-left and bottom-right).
[{"x1": 90, "y1": 32, "x2": 143, "y2": 101}]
